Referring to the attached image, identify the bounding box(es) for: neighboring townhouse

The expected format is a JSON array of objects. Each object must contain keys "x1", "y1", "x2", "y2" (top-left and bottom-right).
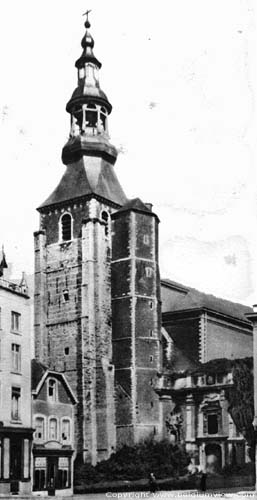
[
  {"x1": 0, "y1": 270, "x2": 33, "y2": 495},
  {"x1": 31, "y1": 359, "x2": 77, "y2": 496}
]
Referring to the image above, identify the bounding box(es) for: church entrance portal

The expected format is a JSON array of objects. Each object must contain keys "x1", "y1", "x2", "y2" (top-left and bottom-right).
[{"x1": 205, "y1": 443, "x2": 222, "y2": 473}]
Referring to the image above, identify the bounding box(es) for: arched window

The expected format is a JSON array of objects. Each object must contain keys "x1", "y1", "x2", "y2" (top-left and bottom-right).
[
  {"x1": 61, "y1": 213, "x2": 72, "y2": 242},
  {"x1": 49, "y1": 418, "x2": 58, "y2": 440},
  {"x1": 34, "y1": 416, "x2": 45, "y2": 441}
]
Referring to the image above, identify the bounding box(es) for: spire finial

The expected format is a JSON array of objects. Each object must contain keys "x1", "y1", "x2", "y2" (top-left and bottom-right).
[{"x1": 83, "y1": 9, "x2": 92, "y2": 29}]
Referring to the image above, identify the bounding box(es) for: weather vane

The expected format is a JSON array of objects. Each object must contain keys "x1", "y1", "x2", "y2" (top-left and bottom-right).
[{"x1": 83, "y1": 9, "x2": 92, "y2": 27}]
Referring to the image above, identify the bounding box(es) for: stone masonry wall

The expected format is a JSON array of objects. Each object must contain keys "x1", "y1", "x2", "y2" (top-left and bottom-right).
[
  {"x1": 34, "y1": 197, "x2": 116, "y2": 464},
  {"x1": 111, "y1": 209, "x2": 162, "y2": 447}
]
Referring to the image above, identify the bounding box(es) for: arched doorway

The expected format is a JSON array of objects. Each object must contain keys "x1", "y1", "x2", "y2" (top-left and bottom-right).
[{"x1": 205, "y1": 443, "x2": 222, "y2": 473}]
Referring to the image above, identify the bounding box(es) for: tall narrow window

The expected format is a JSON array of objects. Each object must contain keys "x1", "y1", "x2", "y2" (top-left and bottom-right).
[
  {"x1": 11, "y1": 311, "x2": 20, "y2": 332},
  {"x1": 35, "y1": 417, "x2": 45, "y2": 441},
  {"x1": 61, "y1": 214, "x2": 72, "y2": 242},
  {"x1": 11, "y1": 344, "x2": 21, "y2": 372},
  {"x1": 101, "y1": 211, "x2": 109, "y2": 236},
  {"x1": 48, "y1": 379, "x2": 57, "y2": 402},
  {"x1": 0, "y1": 307, "x2": 1, "y2": 329},
  {"x1": 207, "y1": 414, "x2": 218, "y2": 434},
  {"x1": 11, "y1": 387, "x2": 21, "y2": 420},
  {"x1": 49, "y1": 418, "x2": 58, "y2": 440},
  {"x1": 61, "y1": 419, "x2": 71, "y2": 443}
]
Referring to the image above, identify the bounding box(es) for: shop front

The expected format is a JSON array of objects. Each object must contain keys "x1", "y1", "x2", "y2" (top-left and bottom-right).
[
  {"x1": 33, "y1": 447, "x2": 73, "y2": 496},
  {"x1": 0, "y1": 427, "x2": 33, "y2": 495}
]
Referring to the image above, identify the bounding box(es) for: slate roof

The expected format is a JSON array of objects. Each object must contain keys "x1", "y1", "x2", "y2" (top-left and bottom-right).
[
  {"x1": 117, "y1": 198, "x2": 151, "y2": 213},
  {"x1": 113, "y1": 197, "x2": 158, "y2": 219},
  {"x1": 39, "y1": 157, "x2": 127, "y2": 210},
  {"x1": 31, "y1": 359, "x2": 48, "y2": 391},
  {"x1": 31, "y1": 359, "x2": 78, "y2": 404},
  {"x1": 161, "y1": 278, "x2": 252, "y2": 324}
]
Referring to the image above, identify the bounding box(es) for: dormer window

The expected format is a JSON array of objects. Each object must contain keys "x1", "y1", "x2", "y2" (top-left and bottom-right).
[
  {"x1": 48, "y1": 379, "x2": 57, "y2": 403},
  {"x1": 60, "y1": 213, "x2": 72, "y2": 242}
]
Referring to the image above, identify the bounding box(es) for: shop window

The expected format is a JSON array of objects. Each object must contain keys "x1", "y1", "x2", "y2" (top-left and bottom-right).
[
  {"x1": 11, "y1": 344, "x2": 21, "y2": 372},
  {"x1": 11, "y1": 387, "x2": 21, "y2": 420},
  {"x1": 34, "y1": 457, "x2": 47, "y2": 491},
  {"x1": 57, "y1": 457, "x2": 70, "y2": 489},
  {"x1": 48, "y1": 379, "x2": 57, "y2": 403},
  {"x1": 207, "y1": 414, "x2": 218, "y2": 434},
  {"x1": 35, "y1": 417, "x2": 45, "y2": 441},
  {"x1": 49, "y1": 418, "x2": 58, "y2": 440},
  {"x1": 60, "y1": 213, "x2": 72, "y2": 242},
  {"x1": 61, "y1": 419, "x2": 71, "y2": 443},
  {"x1": 11, "y1": 311, "x2": 20, "y2": 332}
]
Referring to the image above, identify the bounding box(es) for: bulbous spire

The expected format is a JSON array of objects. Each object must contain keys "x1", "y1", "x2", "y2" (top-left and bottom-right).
[
  {"x1": 62, "y1": 14, "x2": 117, "y2": 166},
  {"x1": 75, "y1": 15, "x2": 102, "y2": 70}
]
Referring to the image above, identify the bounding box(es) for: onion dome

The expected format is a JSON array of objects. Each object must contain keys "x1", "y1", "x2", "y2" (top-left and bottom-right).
[{"x1": 75, "y1": 17, "x2": 102, "y2": 70}]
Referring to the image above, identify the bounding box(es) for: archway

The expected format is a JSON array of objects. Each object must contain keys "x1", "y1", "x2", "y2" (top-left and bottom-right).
[{"x1": 205, "y1": 443, "x2": 222, "y2": 473}]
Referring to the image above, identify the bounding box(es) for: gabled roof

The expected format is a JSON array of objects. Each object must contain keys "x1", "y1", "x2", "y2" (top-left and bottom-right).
[
  {"x1": 161, "y1": 278, "x2": 252, "y2": 324},
  {"x1": 38, "y1": 156, "x2": 127, "y2": 210},
  {"x1": 31, "y1": 359, "x2": 78, "y2": 404}
]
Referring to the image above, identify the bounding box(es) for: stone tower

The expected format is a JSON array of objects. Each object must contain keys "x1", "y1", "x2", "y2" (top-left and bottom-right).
[
  {"x1": 34, "y1": 16, "x2": 162, "y2": 463},
  {"x1": 112, "y1": 199, "x2": 162, "y2": 446}
]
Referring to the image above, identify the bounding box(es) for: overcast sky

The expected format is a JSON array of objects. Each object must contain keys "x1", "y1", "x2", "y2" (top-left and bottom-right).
[{"x1": 0, "y1": 0, "x2": 256, "y2": 305}]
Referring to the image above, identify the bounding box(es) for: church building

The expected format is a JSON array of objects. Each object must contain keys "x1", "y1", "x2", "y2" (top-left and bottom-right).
[
  {"x1": 33, "y1": 14, "x2": 254, "y2": 474},
  {"x1": 34, "y1": 15, "x2": 162, "y2": 465}
]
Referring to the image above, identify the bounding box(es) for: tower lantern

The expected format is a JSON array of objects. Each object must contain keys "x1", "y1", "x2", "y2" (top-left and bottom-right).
[{"x1": 63, "y1": 14, "x2": 115, "y2": 165}]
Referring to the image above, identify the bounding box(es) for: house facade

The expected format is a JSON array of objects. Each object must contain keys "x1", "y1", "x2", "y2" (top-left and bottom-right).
[
  {"x1": 0, "y1": 271, "x2": 33, "y2": 495},
  {"x1": 31, "y1": 359, "x2": 77, "y2": 496}
]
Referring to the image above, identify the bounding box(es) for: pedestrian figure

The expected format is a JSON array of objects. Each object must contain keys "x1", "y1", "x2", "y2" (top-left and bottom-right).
[
  {"x1": 149, "y1": 472, "x2": 157, "y2": 493},
  {"x1": 200, "y1": 471, "x2": 207, "y2": 492}
]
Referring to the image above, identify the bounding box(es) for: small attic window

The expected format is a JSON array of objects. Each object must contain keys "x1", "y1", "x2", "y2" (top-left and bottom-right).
[{"x1": 60, "y1": 213, "x2": 72, "y2": 242}]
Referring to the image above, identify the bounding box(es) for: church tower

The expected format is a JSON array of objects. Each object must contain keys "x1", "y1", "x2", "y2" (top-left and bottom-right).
[
  {"x1": 34, "y1": 15, "x2": 162, "y2": 463},
  {"x1": 34, "y1": 15, "x2": 126, "y2": 464}
]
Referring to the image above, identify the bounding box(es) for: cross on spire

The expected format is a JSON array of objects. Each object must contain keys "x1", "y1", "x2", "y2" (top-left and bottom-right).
[{"x1": 83, "y1": 9, "x2": 92, "y2": 28}]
